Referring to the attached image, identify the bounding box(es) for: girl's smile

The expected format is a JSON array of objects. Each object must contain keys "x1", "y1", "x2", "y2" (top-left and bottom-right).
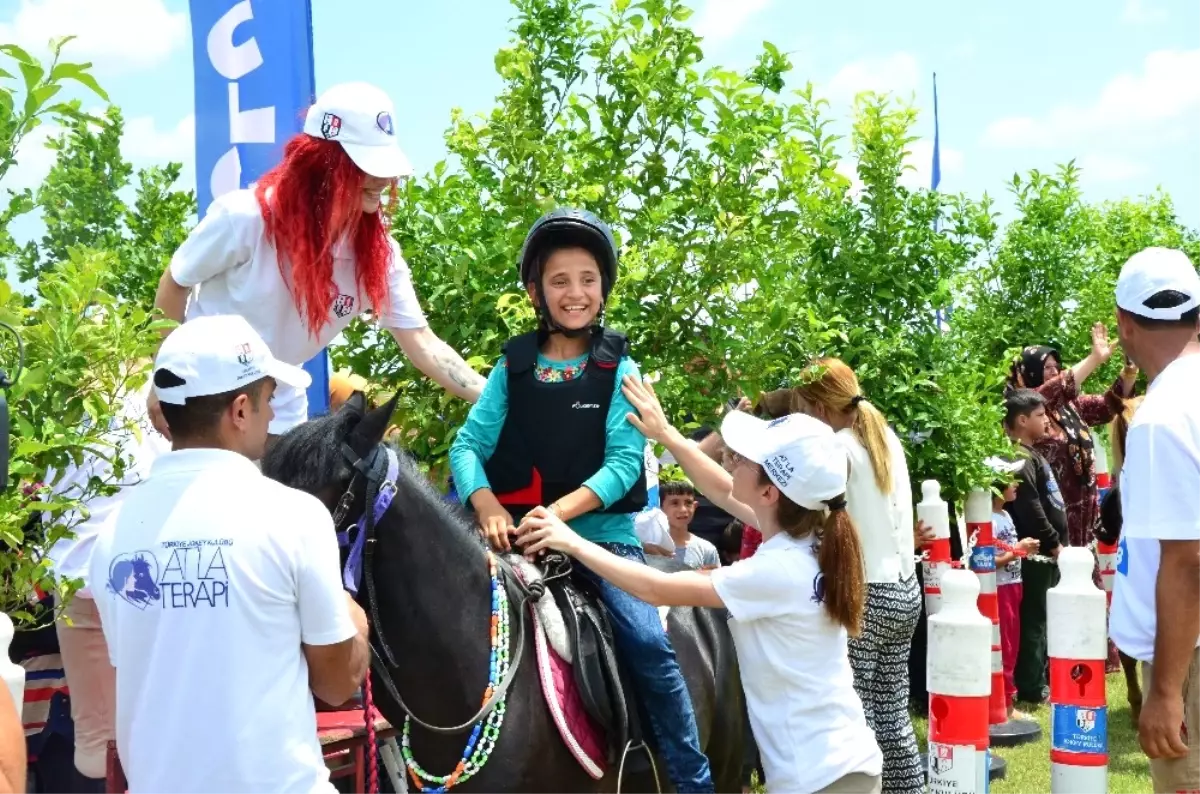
[{"x1": 530, "y1": 247, "x2": 604, "y2": 330}]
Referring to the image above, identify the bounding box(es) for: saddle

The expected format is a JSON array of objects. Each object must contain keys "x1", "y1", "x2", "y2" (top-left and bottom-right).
[{"x1": 529, "y1": 552, "x2": 648, "y2": 766}]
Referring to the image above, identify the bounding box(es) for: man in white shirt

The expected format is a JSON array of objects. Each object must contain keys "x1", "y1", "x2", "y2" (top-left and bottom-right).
[
  {"x1": 90, "y1": 315, "x2": 369, "y2": 793},
  {"x1": 45, "y1": 381, "x2": 169, "y2": 791},
  {"x1": 1111, "y1": 247, "x2": 1200, "y2": 793}
]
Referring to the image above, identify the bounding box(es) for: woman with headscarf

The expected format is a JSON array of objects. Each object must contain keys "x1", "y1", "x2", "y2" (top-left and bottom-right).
[
  {"x1": 1009, "y1": 321, "x2": 1139, "y2": 676},
  {"x1": 1008, "y1": 323, "x2": 1139, "y2": 548}
]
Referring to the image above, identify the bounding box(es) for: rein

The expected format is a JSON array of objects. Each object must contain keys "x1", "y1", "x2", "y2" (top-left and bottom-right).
[{"x1": 333, "y1": 442, "x2": 544, "y2": 785}]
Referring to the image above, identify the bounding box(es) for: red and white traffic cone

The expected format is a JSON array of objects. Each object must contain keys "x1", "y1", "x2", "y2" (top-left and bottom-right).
[
  {"x1": 967, "y1": 490, "x2": 1041, "y2": 750},
  {"x1": 918, "y1": 480, "x2": 953, "y2": 616},
  {"x1": 927, "y1": 568, "x2": 993, "y2": 793},
  {"x1": 1048, "y1": 547, "x2": 1109, "y2": 794}
]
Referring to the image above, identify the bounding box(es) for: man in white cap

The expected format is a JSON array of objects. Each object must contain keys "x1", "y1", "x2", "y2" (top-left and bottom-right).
[
  {"x1": 1110, "y1": 246, "x2": 1200, "y2": 792},
  {"x1": 151, "y1": 81, "x2": 485, "y2": 443},
  {"x1": 90, "y1": 315, "x2": 369, "y2": 793}
]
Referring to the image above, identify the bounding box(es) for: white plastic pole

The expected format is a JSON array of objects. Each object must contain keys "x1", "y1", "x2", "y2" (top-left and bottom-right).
[
  {"x1": 966, "y1": 488, "x2": 1007, "y2": 726},
  {"x1": 1048, "y1": 547, "x2": 1109, "y2": 794},
  {"x1": 927, "y1": 569, "x2": 992, "y2": 794},
  {"x1": 917, "y1": 480, "x2": 952, "y2": 616}
]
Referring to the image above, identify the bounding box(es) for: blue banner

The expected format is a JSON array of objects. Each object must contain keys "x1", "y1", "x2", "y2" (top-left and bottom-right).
[{"x1": 188, "y1": 0, "x2": 329, "y2": 417}]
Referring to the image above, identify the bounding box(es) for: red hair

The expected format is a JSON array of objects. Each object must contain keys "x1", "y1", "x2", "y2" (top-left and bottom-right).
[{"x1": 255, "y1": 135, "x2": 393, "y2": 335}]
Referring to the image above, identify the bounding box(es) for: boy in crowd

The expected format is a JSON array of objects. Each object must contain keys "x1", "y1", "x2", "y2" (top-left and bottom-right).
[
  {"x1": 1003, "y1": 388, "x2": 1067, "y2": 704},
  {"x1": 660, "y1": 480, "x2": 720, "y2": 570},
  {"x1": 987, "y1": 458, "x2": 1041, "y2": 719}
]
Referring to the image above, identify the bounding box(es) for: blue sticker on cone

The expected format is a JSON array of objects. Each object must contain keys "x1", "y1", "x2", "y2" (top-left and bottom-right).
[
  {"x1": 970, "y1": 545, "x2": 996, "y2": 573},
  {"x1": 1051, "y1": 704, "x2": 1108, "y2": 754}
]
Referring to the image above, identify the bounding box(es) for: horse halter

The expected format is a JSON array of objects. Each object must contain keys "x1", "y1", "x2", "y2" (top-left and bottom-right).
[{"x1": 335, "y1": 440, "x2": 544, "y2": 737}]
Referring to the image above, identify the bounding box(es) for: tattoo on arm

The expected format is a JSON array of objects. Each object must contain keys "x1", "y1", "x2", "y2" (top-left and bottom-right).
[{"x1": 430, "y1": 342, "x2": 486, "y2": 399}]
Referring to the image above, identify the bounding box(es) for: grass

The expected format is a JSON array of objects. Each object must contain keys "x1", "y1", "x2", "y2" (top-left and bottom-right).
[{"x1": 910, "y1": 670, "x2": 1152, "y2": 794}]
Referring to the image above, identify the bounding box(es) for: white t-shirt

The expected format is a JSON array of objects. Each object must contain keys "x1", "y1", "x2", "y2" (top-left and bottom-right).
[
  {"x1": 711, "y1": 533, "x2": 882, "y2": 793},
  {"x1": 992, "y1": 509, "x2": 1022, "y2": 586},
  {"x1": 46, "y1": 385, "x2": 170, "y2": 598},
  {"x1": 1112, "y1": 352, "x2": 1200, "y2": 663},
  {"x1": 838, "y1": 426, "x2": 916, "y2": 583},
  {"x1": 89, "y1": 448, "x2": 355, "y2": 793},
  {"x1": 170, "y1": 189, "x2": 428, "y2": 432}
]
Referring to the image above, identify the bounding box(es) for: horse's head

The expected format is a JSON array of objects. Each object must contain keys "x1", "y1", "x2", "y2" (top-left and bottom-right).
[{"x1": 262, "y1": 389, "x2": 401, "y2": 516}]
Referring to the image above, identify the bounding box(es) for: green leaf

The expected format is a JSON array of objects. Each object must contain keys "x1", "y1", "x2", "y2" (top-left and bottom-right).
[
  {"x1": 18, "y1": 60, "x2": 44, "y2": 92},
  {"x1": 64, "y1": 69, "x2": 109, "y2": 101},
  {"x1": 0, "y1": 44, "x2": 36, "y2": 65}
]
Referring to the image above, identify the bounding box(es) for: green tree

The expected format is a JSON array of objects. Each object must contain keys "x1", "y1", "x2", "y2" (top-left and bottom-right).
[
  {"x1": 13, "y1": 105, "x2": 195, "y2": 305},
  {"x1": 0, "y1": 40, "x2": 165, "y2": 626}
]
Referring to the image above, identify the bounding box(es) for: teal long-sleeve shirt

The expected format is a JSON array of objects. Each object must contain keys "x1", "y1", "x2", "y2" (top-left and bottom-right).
[{"x1": 449, "y1": 351, "x2": 645, "y2": 546}]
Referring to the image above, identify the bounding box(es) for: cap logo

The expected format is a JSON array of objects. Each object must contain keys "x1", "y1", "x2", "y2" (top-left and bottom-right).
[
  {"x1": 764, "y1": 454, "x2": 795, "y2": 487},
  {"x1": 767, "y1": 416, "x2": 790, "y2": 428},
  {"x1": 376, "y1": 111, "x2": 394, "y2": 136},
  {"x1": 235, "y1": 342, "x2": 253, "y2": 366},
  {"x1": 320, "y1": 112, "x2": 342, "y2": 139}
]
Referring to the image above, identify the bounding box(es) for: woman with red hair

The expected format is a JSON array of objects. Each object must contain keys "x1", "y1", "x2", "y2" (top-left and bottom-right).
[{"x1": 150, "y1": 82, "x2": 484, "y2": 439}]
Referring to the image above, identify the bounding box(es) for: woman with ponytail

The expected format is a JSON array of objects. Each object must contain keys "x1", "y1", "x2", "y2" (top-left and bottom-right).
[
  {"x1": 151, "y1": 82, "x2": 484, "y2": 442},
  {"x1": 516, "y1": 376, "x2": 883, "y2": 794},
  {"x1": 792, "y1": 358, "x2": 922, "y2": 794}
]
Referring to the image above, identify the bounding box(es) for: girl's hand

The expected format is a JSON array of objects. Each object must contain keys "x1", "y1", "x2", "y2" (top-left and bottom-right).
[
  {"x1": 1120, "y1": 358, "x2": 1139, "y2": 395},
  {"x1": 621, "y1": 375, "x2": 676, "y2": 442},
  {"x1": 515, "y1": 506, "x2": 582, "y2": 557},
  {"x1": 477, "y1": 503, "x2": 515, "y2": 552},
  {"x1": 1091, "y1": 322, "x2": 1115, "y2": 362},
  {"x1": 1018, "y1": 538, "x2": 1041, "y2": 553},
  {"x1": 914, "y1": 519, "x2": 937, "y2": 550}
]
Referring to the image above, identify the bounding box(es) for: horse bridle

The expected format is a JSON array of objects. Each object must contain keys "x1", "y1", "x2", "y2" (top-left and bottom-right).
[{"x1": 334, "y1": 441, "x2": 545, "y2": 736}]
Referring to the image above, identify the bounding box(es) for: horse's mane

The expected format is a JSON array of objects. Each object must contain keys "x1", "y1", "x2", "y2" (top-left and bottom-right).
[{"x1": 261, "y1": 406, "x2": 484, "y2": 549}]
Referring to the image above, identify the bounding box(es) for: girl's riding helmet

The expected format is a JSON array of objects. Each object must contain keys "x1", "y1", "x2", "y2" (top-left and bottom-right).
[{"x1": 518, "y1": 208, "x2": 619, "y2": 297}]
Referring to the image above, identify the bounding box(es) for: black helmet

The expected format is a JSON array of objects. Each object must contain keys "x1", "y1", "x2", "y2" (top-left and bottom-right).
[{"x1": 518, "y1": 208, "x2": 618, "y2": 296}]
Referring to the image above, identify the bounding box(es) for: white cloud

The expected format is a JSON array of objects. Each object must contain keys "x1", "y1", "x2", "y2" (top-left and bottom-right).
[
  {"x1": 835, "y1": 138, "x2": 964, "y2": 196},
  {"x1": 0, "y1": 112, "x2": 195, "y2": 201},
  {"x1": 903, "y1": 139, "x2": 965, "y2": 190},
  {"x1": 1077, "y1": 153, "x2": 1147, "y2": 183},
  {"x1": 981, "y1": 49, "x2": 1200, "y2": 149},
  {"x1": 0, "y1": 0, "x2": 188, "y2": 73},
  {"x1": 1122, "y1": 0, "x2": 1167, "y2": 24},
  {"x1": 123, "y1": 113, "x2": 196, "y2": 192},
  {"x1": 692, "y1": 0, "x2": 771, "y2": 46},
  {"x1": 825, "y1": 53, "x2": 921, "y2": 110}
]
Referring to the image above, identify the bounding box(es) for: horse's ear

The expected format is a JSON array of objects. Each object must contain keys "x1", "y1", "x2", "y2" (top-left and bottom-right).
[
  {"x1": 343, "y1": 391, "x2": 367, "y2": 416},
  {"x1": 347, "y1": 389, "x2": 401, "y2": 458}
]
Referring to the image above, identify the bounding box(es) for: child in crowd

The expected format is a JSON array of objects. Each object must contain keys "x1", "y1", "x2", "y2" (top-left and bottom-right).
[
  {"x1": 661, "y1": 479, "x2": 721, "y2": 570},
  {"x1": 1003, "y1": 388, "x2": 1067, "y2": 703},
  {"x1": 986, "y1": 458, "x2": 1041, "y2": 719}
]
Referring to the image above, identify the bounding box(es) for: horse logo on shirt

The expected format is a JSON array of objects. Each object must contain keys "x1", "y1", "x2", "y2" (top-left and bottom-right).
[
  {"x1": 332, "y1": 294, "x2": 355, "y2": 319},
  {"x1": 107, "y1": 552, "x2": 162, "y2": 610}
]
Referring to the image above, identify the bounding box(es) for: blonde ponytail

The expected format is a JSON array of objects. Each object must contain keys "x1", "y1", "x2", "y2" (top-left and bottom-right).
[{"x1": 793, "y1": 358, "x2": 893, "y2": 494}]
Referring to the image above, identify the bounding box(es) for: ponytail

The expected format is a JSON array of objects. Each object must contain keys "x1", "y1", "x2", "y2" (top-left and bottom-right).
[
  {"x1": 1110, "y1": 396, "x2": 1143, "y2": 482},
  {"x1": 763, "y1": 469, "x2": 867, "y2": 635},
  {"x1": 851, "y1": 399, "x2": 893, "y2": 494},
  {"x1": 816, "y1": 500, "x2": 866, "y2": 636}
]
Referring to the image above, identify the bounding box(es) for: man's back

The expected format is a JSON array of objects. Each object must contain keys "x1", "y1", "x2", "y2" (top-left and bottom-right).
[
  {"x1": 1113, "y1": 353, "x2": 1200, "y2": 661},
  {"x1": 91, "y1": 448, "x2": 352, "y2": 793}
]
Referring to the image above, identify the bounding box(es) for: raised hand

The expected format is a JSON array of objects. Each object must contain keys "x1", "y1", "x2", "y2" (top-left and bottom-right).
[
  {"x1": 1091, "y1": 322, "x2": 1115, "y2": 362},
  {"x1": 621, "y1": 375, "x2": 676, "y2": 442}
]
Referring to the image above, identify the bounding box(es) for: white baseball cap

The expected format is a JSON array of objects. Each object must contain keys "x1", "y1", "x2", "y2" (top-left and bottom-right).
[
  {"x1": 303, "y1": 82, "x2": 414, "y2": 179},
  {"x1": 720, "y1": 411, "x2": 848, "y2": 510},
  {"x1": 984, "y1": 456, "x2": 1025, "y2": 476},
  {"x1": 154, "y1": 315, "x2": 311, "y2": 405},
  {"x1": 1116, "y1": 247, "x2": 1200, "y2": 321}
]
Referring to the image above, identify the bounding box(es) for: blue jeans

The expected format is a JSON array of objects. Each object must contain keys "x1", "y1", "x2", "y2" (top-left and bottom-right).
[{"x1": 578, "y1": 543, "x2": 714, "y2": 793}]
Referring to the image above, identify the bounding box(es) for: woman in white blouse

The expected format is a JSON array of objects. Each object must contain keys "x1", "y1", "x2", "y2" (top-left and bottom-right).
[{"x1": 792, "y1": 358, "x2": 922, "y2": 794}]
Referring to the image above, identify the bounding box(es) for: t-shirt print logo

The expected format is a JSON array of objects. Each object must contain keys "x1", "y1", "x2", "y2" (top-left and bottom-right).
[
  {"x1": 572, "y1": 401, "x2": 600, "y2": 409},
  {"x1": 106, "y1": 552, "x2": 162, "y2": 610},
  {"x1": 332, "y1": 293, "x2": 355, "y2": 318}
]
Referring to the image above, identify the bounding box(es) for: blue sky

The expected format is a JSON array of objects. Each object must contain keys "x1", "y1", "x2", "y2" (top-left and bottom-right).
[{"x1": 2, "y1": 0, "x2": 1198, "y2": 250}]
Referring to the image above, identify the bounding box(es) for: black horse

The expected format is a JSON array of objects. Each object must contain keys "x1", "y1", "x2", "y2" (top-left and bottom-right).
[{"x1": 263, "y1": 392, "x2": 744, "y2": 792}]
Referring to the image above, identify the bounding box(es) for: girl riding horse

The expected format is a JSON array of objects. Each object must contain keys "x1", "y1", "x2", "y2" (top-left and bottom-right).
[{"x1": 448, "y1": 209, "x2": 714, "y2": 792}]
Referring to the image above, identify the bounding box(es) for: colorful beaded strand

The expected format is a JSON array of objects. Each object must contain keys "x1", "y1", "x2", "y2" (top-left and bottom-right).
[{"x1": 400, "y1": 551, "x2": 511, "y2": 791}]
